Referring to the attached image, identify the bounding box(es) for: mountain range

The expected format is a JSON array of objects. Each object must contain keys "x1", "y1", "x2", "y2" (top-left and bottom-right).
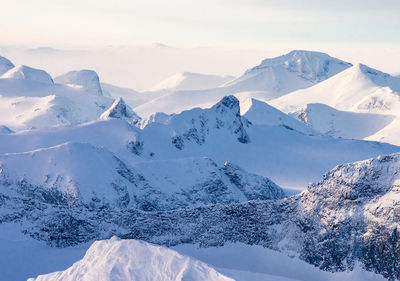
[{"x1": 1, "y1": 49, "x2": 400, "y2": 280}]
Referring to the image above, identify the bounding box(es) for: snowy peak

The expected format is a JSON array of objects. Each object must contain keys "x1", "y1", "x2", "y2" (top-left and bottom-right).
[
  {"x1": 222, "y1": 50, "x2": 352, "y2": 97},
  {"x1": 248, "y1": 50, "x2": 352, "y2": 82},
  {"x1": 151, "y1": 72, "x2": 235, "y2": 92},
  {"x1": 1, "y1": 65, "x2": 54, "y2": 84},
  {"x1": 29, "y1": 237, "x2": 234, "y2": 281},
  {"x1": 0, "y1": 56, "x2": 15, "y2": 75},
  {"x1": 100, "y1": 97, "x2": 140, "y2": 123},
  {"x1": 212, "y1": 95, "x2": 241, "y2": 116},
  {"x1": 55, "y1": 70, "x2": 103, "y2": 95},
  {"x1": 306, "y1": 153, "x2": 400, "y2": 200},
  {"x1": 241, "y1": 98, "x2": 316, "y2": 134}
]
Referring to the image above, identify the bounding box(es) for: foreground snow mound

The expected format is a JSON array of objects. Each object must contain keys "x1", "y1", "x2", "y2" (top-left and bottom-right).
[
  {"x1": 1, "y1": 65, "x2": 53, "y2": 84},
  {"x1": 0, "y1": 56, "x2": 15, "y2": 75},
  {"x1": 55, "y1": 70, "x2": 103, "y2": 95},
  {"x1": 151, "y1": 72, "x2": 235, "y2": 92},
  {"x1": 100, "y1": 97, "x2": 141, "y2": 123},
  {"x1": 28, "y1": 237, "x2": 233, "y2": 281}
]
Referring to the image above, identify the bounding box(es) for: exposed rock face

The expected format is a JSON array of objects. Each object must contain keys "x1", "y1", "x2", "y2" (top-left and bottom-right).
[
  {"x1": 2, "y1": 153, "x2": 400, "y2": 280},
  {"x1": 0, "y1": 142, "x2": 284, "y2": 212},
  {"x1": 100, "y1": 97, "x2": 141, "y2": 123}
]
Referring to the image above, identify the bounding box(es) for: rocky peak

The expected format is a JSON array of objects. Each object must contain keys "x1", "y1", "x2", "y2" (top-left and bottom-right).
[
  {"x1": 100, "y1": 97, "x2": 141, "y2": 123},
  {"x1": 212, "y1": 95, "x2": 241, "y2": 116}
]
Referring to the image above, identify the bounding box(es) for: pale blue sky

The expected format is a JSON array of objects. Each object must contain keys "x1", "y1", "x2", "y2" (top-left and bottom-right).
[{"x1": 1, "y1": 0, "x2": 399, "y2": 46}]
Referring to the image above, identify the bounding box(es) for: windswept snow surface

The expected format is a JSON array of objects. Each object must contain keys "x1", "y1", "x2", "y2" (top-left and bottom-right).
[
  {"x1": 134, "y1": 50, "x2": 352, "y2": 118},
  {"x1": 28, "y1": 237, "x2": 234, "y2": 281}
]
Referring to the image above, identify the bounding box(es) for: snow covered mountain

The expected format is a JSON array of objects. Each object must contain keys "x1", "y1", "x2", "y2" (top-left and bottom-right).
[
  {"x1": 1, "y1": 64, "x2": 54, "y2": 84},
  {"x1": 0, "y1": 57, "x2": 113, "y2": 130},
  {"x1": 0, "y1": 96, "x2": 398, "y2": 189},
  {"x1": 54, "y1": 70, "x2": 103, "y2": 96},
  {"x1": 241, "y1": 98, "x2": 316, "y2": 135},
  {"x1": 292, "y1": 103, "x2": 395, "y2": 139},
  {"x1": 270, "y1": 64, "x2": 400, "y2": 145},
  {"x1": 100, "y1": 97, "x2": 141, "y2": 123},
  {"x1": 2, "y1": 153, "x2": 400, "y2": 280},
  {"x1": 270, "y1": 63, "x2": 400, "y2": 114},
  {"x1": 134, "y1": 50, "x2": 352, "y2": 118},
  {"x1": 151, "y1": 72, "x2": 235, "y2": 92},
  {"x1": 0, "y1": 141, "x2": 284, "y2": 210},
  {"x1": 29, "y1": 237, "x2": 233, "y2": 281},
  {"x1": 224, "y1": 50, "x2": 352, "y2": 96}
]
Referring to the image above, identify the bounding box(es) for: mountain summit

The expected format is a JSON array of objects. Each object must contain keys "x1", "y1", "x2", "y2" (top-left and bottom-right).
[
  {"x1": 100, "y1": 97, "x2": 141, "y2": 123},
  {"x1": 223, "y1": 50, "x2": 352, "y2": 97}
]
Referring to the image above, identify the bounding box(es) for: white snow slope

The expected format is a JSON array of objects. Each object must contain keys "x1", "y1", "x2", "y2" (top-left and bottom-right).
[
  {"x1": 270, "y1": 64, "x2": 400, "y2": 145},
  {"x1": 291, "y1": 103, "x2": 395, "y2": 139},
  {"x1": 28, "y1": 237, "x2": 234, "y2": 281},
  {"x1": 0, "y1": 58, "x2": 113, "y2": 131},
  {"x1": 0, "y1": 97, "x2": 398, "y2": 189},
  {"x1": 134, "y1": 50, "x2": 352, "y2": 118}
]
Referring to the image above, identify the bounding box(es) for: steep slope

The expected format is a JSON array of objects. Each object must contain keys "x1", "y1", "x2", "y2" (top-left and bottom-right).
[
  {"x1": 29, "y1": 237, "x2": 233, "y2": 281},
  {"x1": 134, "y1": 50, "x2": 352, "y2": 118},
  {"x1": 151, "y1": 72, "x2": 235, "y2": 92},
  {"x1": 0, "y1": 56, "x2": 15, "y2": 75},
  {"x1": 54, "y1": 70, "x2": 103, "y2": 95},
  {"x1": 292, "y1": 103, "x2": 395, "y2": 139},
  {"x1": 241, "y1": 98, "x2": 316, "y2": 135},
  {"x1": 100, "y1": 97, "x2": 141, "y2": 123}
]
